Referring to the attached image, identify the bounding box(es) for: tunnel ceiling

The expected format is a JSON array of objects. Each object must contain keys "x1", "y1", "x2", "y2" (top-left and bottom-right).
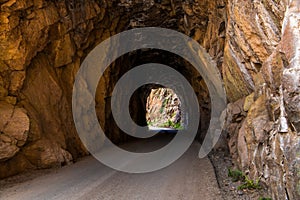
[{"x1": 1, "y1": 1, "x2": 300, "y2": 199}]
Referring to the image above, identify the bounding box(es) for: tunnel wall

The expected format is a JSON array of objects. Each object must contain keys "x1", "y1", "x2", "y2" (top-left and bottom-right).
[
  {"x1": 0, "y1": 0, "x2": 129, "y2": 177},
  {"x1": 0, "y1": 0, "x2": 300, "y2": 199},
  {"x1": 0, "y1": 0, "x2": 216, "y2": 177}
]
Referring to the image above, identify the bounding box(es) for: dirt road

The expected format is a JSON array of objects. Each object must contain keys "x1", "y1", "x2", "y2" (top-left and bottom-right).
[{"x1": 0, "y1": 137, "x2": 222, "y2": 200}]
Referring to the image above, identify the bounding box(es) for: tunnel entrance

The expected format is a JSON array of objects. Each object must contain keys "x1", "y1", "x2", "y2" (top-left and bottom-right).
[
  {"x1": 0, "y1": 0, "x2": 229, "y2": 179},
  {"x1": 96, "y1": 48, "x2": 212, "y2": 148}
]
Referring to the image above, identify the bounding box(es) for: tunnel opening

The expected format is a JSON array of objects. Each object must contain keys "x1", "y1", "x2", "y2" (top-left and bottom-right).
[
  {"x1": 2, "y1": 1, "x2": 297, "y2": 198},
  {"x1": 146, "y1": 86, "x2": 184, "y2": 131},
  {"x1": 0, "y1": 0, "x2": 229, "y2": 179},
  {"x1": 95, "y1": 48, "x2": 212, "y2": 153}
]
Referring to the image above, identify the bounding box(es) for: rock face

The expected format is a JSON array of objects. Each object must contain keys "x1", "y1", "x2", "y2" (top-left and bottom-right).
[
  {"x1": 0, "y1": 0, "x2": 111, "y2": 177},
  {"x1": 0, "y1": 102, "x2": 29, "y2": 161},
  {"x1": 146, "y1": 88, "x2": 182, "y2": 128},
  {"x1": 0, "y1": 0, "x2": 299, "y2": 199},
  {"x1": 0, "y1": 0, "x2": 213, "y2": 178},
  {"x1": 223, "y1": 1, "x2": 300, "y2": 199}
]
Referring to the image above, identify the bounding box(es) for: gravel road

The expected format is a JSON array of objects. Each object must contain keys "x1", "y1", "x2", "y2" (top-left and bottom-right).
[{"x1": 0, "y1": 136, "x2": 222, "y2": 200}]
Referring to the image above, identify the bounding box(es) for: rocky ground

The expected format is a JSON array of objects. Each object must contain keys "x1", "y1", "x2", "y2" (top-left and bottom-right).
[{"x1": 209, "y1": 150, "x2": 271, "y2": 200}]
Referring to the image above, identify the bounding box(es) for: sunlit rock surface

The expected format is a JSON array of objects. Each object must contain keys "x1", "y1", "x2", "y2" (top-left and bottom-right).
[{"x1": 0, "y1": 0, "x2": 299, "y2": 198}]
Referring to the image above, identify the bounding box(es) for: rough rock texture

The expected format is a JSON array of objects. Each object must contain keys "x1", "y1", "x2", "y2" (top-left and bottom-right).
[
  {"x1": 0, "y1": 0, "x2": 119, "y2": 178},
  {"x1": 223, "y1": 1, "x2": 300, "y2": 199},
  {"x1": 0, "y1": 0, "x2": 214, "y2": 178},
  {"x1": 0, "y1": 102, "x2": 29, "y2": 161},
  {"x1": 223, "y1": 0, "x2": 284, "y2": 102},
  {"x1": 146, "y1": 88, "x2": 182, "y2": 128},
  {"x1": 0, "y1": 0, "x2": 299, "y2": 199}
]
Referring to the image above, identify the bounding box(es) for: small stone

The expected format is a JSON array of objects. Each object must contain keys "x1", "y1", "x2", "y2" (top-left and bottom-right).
[{"x1": 237, "y1": 190, "x2": 244, "y2": 195}]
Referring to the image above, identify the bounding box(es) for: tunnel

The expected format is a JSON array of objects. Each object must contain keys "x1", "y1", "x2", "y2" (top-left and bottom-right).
[
  {"x1": 1, "y1": 0, "x2": 220, "y2": 177},
  {"x1": 95, "y1": 48, "x2": 212, "y2": 146},
  {"x1": 1, "y1": 0, "x2": 300, "y2": 199}
]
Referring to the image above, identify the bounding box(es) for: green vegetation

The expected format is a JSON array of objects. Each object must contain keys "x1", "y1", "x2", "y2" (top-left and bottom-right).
[
  {"x1": 147, "y1": 121, "x2": 154, "y2": 126},
  {"x1": 172, "y1": 122, "x2": 183, "y2": 129},
  {"x1": 148, "y1": 119, "x2": 183, "y2": 130},
  {"x1": 228, "y1": 168, "x2": 261, "y2": 190},
  {"x1": 228, "y1": 168, "x2": 244, "y2": 182},
  {"x1": 258, "y1": 197, "x2": 272, "y2": 200},
  {"x1": 237, "y1": 175, "x2": 261, "y2": 190},
  {"x1": 160, "y1": 120, "x2": 183, "y2": 130}
]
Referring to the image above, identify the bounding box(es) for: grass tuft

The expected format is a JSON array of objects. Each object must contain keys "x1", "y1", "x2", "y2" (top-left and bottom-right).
[{"x1": 228, "y1": 168, "x2": 261, "y2": 190}]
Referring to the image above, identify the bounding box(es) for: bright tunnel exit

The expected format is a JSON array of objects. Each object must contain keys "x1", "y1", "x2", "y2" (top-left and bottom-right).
[{"x1": 146, "y1": 87, "x2": 184, "y2": 131}]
